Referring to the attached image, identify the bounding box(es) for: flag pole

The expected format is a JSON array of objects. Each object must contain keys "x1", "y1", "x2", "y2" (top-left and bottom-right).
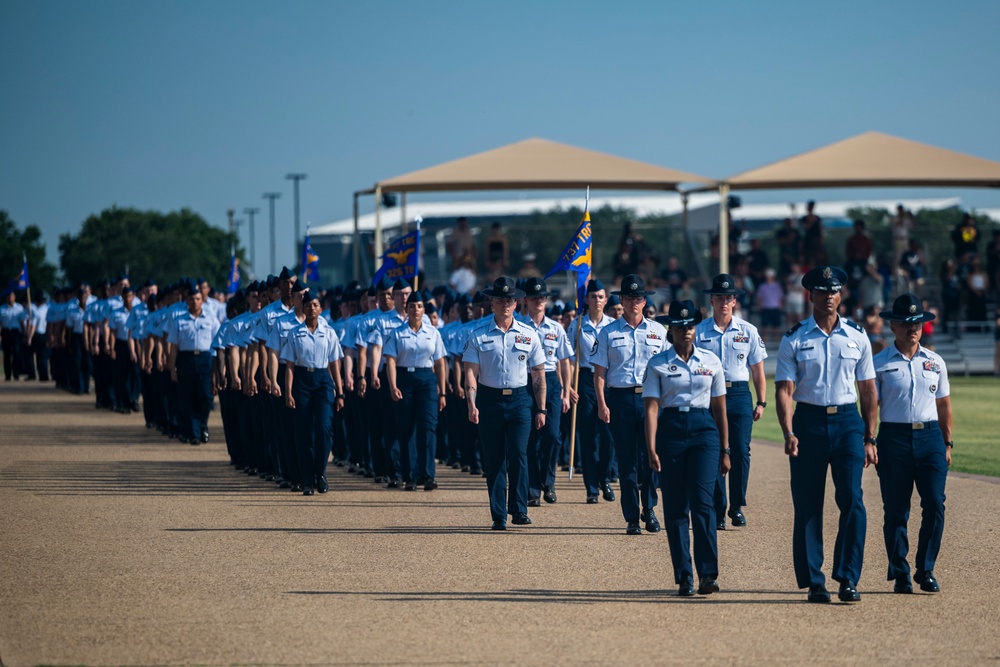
[
  {"x1": 23, "y1": 253, "x2": 32, "y2": 321},
  {"x1": 302, "y1": 223, "x2": 309, "y2": 284},
  {"x1": 566, "y1": 188, "x2": 589, "y2": 481},
  {"x1": 412, "y1": 216, "x2": 422, "y2": 293}
]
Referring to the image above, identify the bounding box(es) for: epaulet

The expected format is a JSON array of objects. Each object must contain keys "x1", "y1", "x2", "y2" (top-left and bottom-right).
[
  {"x1": 784, "y1": 322, "x2": 803, "y2": 337},
  {"x1": 843, "y1": 319, "x2": 865, "y2": 333}
]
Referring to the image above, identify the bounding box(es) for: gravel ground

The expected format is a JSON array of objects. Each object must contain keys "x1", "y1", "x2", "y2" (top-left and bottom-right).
[{"x1": 2, "y1": 382, "x2": 999, "y2": 666}]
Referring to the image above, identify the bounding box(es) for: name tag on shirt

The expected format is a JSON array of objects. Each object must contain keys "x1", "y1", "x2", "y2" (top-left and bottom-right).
[{"x1": 610, "y1": 337, "x2": 627, "y2": 348}]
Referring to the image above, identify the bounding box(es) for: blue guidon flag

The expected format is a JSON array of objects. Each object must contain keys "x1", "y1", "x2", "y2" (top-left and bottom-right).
[
  {"x1": 545, "y1": 195, "x2": 593, "y2": 309},
  {"x1": 301, "y1": 225, "x2": 320, "y2": 283},
  {"x1": 373, "y1": 225, "x2": 420, "y2": 285},
  {"x1": 226, "y1": 251, "x2": 240, "y2": 295},
  {"x1": 14, "y1": 253, "x2": 29, "y2": 290}
]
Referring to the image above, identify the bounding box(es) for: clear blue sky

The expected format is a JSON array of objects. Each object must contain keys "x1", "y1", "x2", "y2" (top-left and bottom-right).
[{"x1": 2, "y1": 0, "x2": 999, "y2": 273}]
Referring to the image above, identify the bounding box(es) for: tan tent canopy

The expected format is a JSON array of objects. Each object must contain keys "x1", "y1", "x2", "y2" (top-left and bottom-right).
[
  {"x1": 692, "y1": 131, "x2": 1000, "y2": 272},
  {"x1": 357, "y1": 138, "x2": 712, "y2": 274},
  {"x1": 376, "y1": 137, "x2": 712, "y2": 193},
  {"x1": 710, "y1": 131, "x2": 1000, "y2": 191}
]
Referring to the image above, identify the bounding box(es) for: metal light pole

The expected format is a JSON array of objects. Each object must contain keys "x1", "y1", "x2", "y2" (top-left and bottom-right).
[
  {"x1": 286, "y1": 173, "x2": 307, "y2": 254},
  {"x1": 262, "y1": 193, "x2": 281, "y2": 275},
  {"x1": 244, "y1": 207, "x2": 260, "y2": 273}
]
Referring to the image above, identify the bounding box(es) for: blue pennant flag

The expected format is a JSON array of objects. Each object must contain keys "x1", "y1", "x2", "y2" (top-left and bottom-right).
[
  {"x1": 544, "y1": 207, "x2": 593, "y2": 310},
  {"x1": 14, "y1": 254, "x2": 30, "y2": 291},
  {"x1": 301, "y1": 227, "x2": 320, "y2": 283},
  {"x1": 372, "y1": 228, "x2": 420, "y2": 285},
  {"x1": 226, "y1": 252, "x2": 241, "y2": 295}
]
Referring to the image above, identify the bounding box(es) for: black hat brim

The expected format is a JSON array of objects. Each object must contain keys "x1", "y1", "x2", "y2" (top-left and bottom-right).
[
  {"x1": 657, "y1": 316, "x2": 701, "y2": 327},
  {"x1": 611, "y1": 289, "x2": 656, "y2": 297},
  {"x1": 702, "y1": 287, "x2": 746, "y2": 296},
  {"x1": 879, "y1": 311, "x2": 936, "y2": 324},
  {"x1": 525, "y1": 290, "x2": 559, "y2": 298},
  {"x1": 482, "y1": 287, "x2": 526, "y2": 299}
]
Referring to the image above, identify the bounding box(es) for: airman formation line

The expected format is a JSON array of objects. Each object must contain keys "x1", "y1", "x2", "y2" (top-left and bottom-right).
[{"x1": 0, "y1": 266, "x2": 954, "y2": 601}]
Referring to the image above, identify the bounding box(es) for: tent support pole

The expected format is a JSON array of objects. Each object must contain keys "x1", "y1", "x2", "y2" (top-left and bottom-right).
[
  {"x1": 401, "y1": 192, "x2": 408, "y2": 233},
  {"x1": 718, "y1": 183, "x2": 730, "y2": 275},
  {"x1": 353, "y1": 191, "x2": 361, "y2": 279},
  {"x1": 374, "y1": 185, "x2": 383, "y2": 273}
]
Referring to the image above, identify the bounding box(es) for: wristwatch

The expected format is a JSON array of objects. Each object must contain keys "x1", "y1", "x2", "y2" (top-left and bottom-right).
[
  {"x1": 945, "y1": 441, "x2": 954, "y2": 448},
  {"x1": 864, "y1": 437, "x2": 877, "y2": 446},
  {"x1": 335, "y1": 394, "x2": 345, "y2": 400},
  {"x1": 721, "y1": 448, "x2": 731, "y2": 455},
  {"x1": 756, "y1": 401, "x2": 767, "y2": 408},
  {"x1": 536, "y1": 409, "x2": 548, "y2": 415}
]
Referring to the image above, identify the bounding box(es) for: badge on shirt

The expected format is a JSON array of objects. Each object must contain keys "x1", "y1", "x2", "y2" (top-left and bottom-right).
[
  {"x1": 929, "y1": 384, "x2": 937, "y2": 394},
  {"x1": 732, "y1": 334, "x2": 749, "y2": 344},
  {"x1": 738, "y1": 353, "x2": 745, "y2": 360},
  {"x1": 646, "y1": 332, "x2": 662, "y2": 341},
  {"x1": 669, "y1": 364, "x2": 678, "y2": 372},
  {"x1": 922, "y1": 360, "x2": 941, "y2": 373},
  {"x1": 692, "y1": 366, "x2": 714, "y2": 376},
  {"x1": 514, "y1": 334, "x2": 531, "y2": 345},
  {"x1": 544, "y1": 333, "x2": 559, "y2": 341}
]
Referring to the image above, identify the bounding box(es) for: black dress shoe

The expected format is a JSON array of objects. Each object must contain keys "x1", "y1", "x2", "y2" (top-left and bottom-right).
[
  {"x1": 316, "y1": 476, "x2": 329, "y2": 493},
  {"x1": 265, "y1": 474, "x2": 275, "y2": 482},
  {"x1": 348, "y1": 465, "x2": 359, "y2": 474},
  {"x1": 561, "y1": 464, "x2": 570, "y2": 472},
  {"x1": 279, "y1": 480, "x2": 292, "y2": 489},
  {"x1": 387, "y1": 480, "x2": 400, "y2": 489},
  {"x1": 424, "y1": 480, "x2": 438, "y2": 491},
  {"x1": 201, "y1": 432, "x2": 209, "y2": 443},
  {"x1": 914, "y1": 570, "x2": 940, "y2": 593},
  {"x1": 511, "y1": 513, "x2": 532, "y2": 525},
  {"x1": 730, "y1": 511, "x2": 747, "y2": 527},
  {"x1": 678, "y1": 576, "x2": 696, "y2": 597},
  {"x1": 491, "y1": 520, "x2": 506, "y2": 531},
  {"x1": 189, "y1": 438, "x2": 200, "y2": 446},
  {"x1": 641, "y1": 509, "x2": 661, "y2": 533},
  {"x1": 290, "y1": 484, "x2": 303, "y2": 493},
  {"x1": 838, "y1": 581, "x2": 861, "y2": 602},
  {"x1": 601, "y1": 482, "x2": 615, "y2": 502},
  {"x1": 364, "y1": 470, "x2": 375, "y2": 478},
  {"x1": 698, "y1": 577, "x2": 720, "y2": 595},
  {"x1": 302, "y1": 487, "x2": 314, "y2": 496},
  {"x1": 542, "y1": 487, "x2": 557, "y2": 504},
  {"x1": 527, "y1": 497, "x2": 541, "y2": 507},
  {"x1": 626, "y1": 521, "x2": 642, "y2": 536},
  {"x1": 717, "y1": 521, "x2": 727, "y2": 531},
  {"x1": 374, "y1": 476, "x2": 384, "y2": 484},
  {"x1": 469, "y1": 467, "x2": 483, "y2": 475},
  {"x1": 404, "y1": 482, "x2": 417, "y2": 491},
  {"x1": 461, "y1": 465, "x2": 470, "y2": 473},
  {"x1": 807, "y1": 585, "x2": 831, "y2": 603},
  {"x1": 893, "y1": 576, "x2": 913, "y2": 594},
  {"x1": 586, "y1": 495, "x2": 599, "y2": 504},
  {"x1": 451, "y1": 462, "x2": 461, "y2": 469}
]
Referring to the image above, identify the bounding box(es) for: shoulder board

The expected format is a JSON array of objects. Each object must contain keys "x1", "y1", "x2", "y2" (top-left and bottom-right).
[
  {"x1": 843, "y1": 319, "x2": 865, "y2": 333},
  {"x1": 784, "y1": 322, "x2": 803, "y2": 337}
]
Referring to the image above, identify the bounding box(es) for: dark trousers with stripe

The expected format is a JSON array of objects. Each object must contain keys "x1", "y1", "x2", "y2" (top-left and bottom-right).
[
  {"x1": 176, "y1": 352, "x2": 212, "y2": 441},
  {"x1": 607, "y1": 388, "x2": 658, "y2": 523},
  {"x1": 790, "y1": 403, "x2": 867, "y2": 589},
  {"x1": 875, "y1": 422, "x2": 947, "y2": 580},
  {"x1": 528, "y1": 370, "x2": 562, "y2": 498},
  {"x1": 397, "y1": 368, "x2": 438, "y2": 483},
  {"x1": 578, "y1": 369, "x2": 614, "y2": 497},
  {"x1": 28, "y1": 332, "x2": 50, "y2": 381},
  {"x1": 658, "y1": 408, "x2": 720, "y2": 583},
  {"x1": 292, "y1": 366, "x2": 334, "y2": 489},
  {"x1": 715, "y1": 382, "x2": 753, "y2": 520},
  {"x1": 477, "y1": 386, "x2": 531, "y2": 523},
  {"x1": 378, "y1": 368, "x2": 402, "y2": 481},
  {"x1": 69, "y1": 333, "x2": 90, "y2": 394},
  {"x1": 2, "y1": 328, "x2": 22, "y2": 380},
  {"x1": 113, "y1": 339, "x2": 140, "y2": 409}
]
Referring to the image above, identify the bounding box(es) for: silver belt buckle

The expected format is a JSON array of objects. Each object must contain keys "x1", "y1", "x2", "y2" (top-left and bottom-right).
[
  {"x1": 502, "y1": 389, "x2": 513, "y2": 396},
  {"x1": 634, "y1": 387, "x2": 642, "y2": 394},
  {"x1": 407, "y1": 367, "x2": 415, "y2": 372},
  {"x1": 193, "y1": 350, "x2": 201, "y2": 356},
  {"x1": 679, "y1": 406, "x2": 690, "y2": 413},
  {"x1": 306, "y1": 367, "x2": 315, "y2": 373},
  {"x1": 826, "y1": 406, "x2": 837, "y2": 414},
  {"x1": 725, "y1": 381, "x2": 733, "y2": 388},
  {"x1": 913, "y1": 422, "x2": 924, "y2": 430}
]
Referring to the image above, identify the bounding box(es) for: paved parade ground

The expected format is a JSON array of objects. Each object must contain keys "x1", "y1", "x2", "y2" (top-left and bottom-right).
[{"x1": 2, "y1": 382, "x2": 1000, "y2": 666}]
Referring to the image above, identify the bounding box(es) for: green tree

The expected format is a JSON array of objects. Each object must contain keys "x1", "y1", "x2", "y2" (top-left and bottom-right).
[
  {"x1": 0, "y1": 210, "x2": 58, "y2": 294},
  {"x1": 58, "y1": 207, "x2": 246, "y2": 288}
]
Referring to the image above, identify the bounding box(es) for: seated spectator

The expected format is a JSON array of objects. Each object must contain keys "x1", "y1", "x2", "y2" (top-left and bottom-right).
[
  {"x1": 448, "y1": 256, "x2": 477, "y2": 295},
  {"x1": 785, "y1": 263, "x2": 806, "y2": 327},
  {"x1": 756, "y1": 269, "x2": 784, "y2": 342},
  {"x1": 446, "y1": 216, "x2": 477, "y2": 271},
  {"x1": 660, "y1": 256, "x2": 687, "y2": 302},
  {"x1": 775, "y1": 217, "x2": 801, "y2": 279},
  {"x1": 516, "y1": 253, "x2": 542, "y2": 280},
  {"x1": 899, "y1": 240, "x2": 926, "y2": 296}
]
